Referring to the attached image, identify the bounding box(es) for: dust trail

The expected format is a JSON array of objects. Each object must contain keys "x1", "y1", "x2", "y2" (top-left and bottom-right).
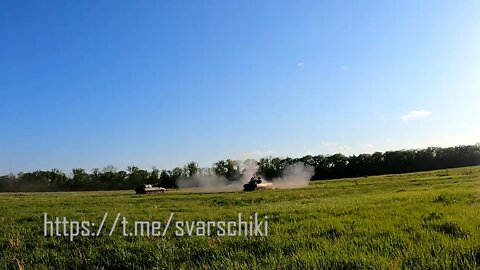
[
  {"x1": 239, "y1": 159, "x2": 260, "y2": 183},
  {"x1": 176, "y1": 174, "x2": 243, "y2": 192},
  {"x1": 176, "y1": 159, "x2": 262, "y2": 192},
  {"x1": 272, "y1": 162, "x2": 314, "y2": 189},
  {"x1": 176, "y1": 161, "x2": 313, "y2": 192}
]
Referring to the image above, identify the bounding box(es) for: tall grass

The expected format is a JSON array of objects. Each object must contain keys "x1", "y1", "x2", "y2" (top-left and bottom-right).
[{"x1": 1, "y1": 166, "x2": 480, "y2": 269}]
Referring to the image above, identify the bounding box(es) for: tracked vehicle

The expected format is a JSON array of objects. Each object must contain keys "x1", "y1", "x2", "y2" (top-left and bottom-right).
[
  {"x1": 243, "y1": 176, "x2": 274, "y2": 191},
  {"x1": 135, "y1": 183, "x2": 166, "y2": 194}
]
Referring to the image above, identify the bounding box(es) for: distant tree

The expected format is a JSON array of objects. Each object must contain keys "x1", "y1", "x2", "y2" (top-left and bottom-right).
[
  {"x1": 48, "y1": 169, "x2": 67, "y2": 189},
  {"x1": 159, "y1": 169, "x2": 175, "y2": 188},
  {"x1": 72, "y1": 168, "x2": 90, "y2": 188},
  {"x1": 126, "y1": 166, "x2": 149, "y2": 187},
  {"x1": 213, "y1": 159, "x2": 241, "y2": 181},
  {"x1": 149, "y1": 167, "x2": 160, "y2": 184},
  {"x1": 1, "y1": 144, "x2": 480, "y2": 192},
  {"x1": 258, "y1": 157, "x2": 284, "y2": 179},
  {"x1": 184, "y1": 162, "x2": 199, "y2": 178},
  {"x1": 170, "y1": 167, "x2": 184, "y2": 187},
  {"x1": 127, "y1": 166, "x2": 139, "y2": 174}
]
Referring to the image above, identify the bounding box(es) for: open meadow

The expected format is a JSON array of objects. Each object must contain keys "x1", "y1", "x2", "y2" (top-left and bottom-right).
[{"x1": 2, "y1": 166, "x2": 480, "y2": 269}]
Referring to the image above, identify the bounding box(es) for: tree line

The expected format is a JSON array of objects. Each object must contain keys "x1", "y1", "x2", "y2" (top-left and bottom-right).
[{"x1": 1, "y1": 144, "x2": 479, "y2": 192}]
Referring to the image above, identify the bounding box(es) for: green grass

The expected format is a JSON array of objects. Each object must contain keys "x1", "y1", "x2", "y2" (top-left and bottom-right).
[{"x1": 2, "y1": 166, "x2": 480, "y2": 269}]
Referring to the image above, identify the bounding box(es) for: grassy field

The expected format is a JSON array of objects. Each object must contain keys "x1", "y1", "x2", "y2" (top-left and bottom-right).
[{"x1": 2, "y1": 166, "x2": 480, "y2": 269}]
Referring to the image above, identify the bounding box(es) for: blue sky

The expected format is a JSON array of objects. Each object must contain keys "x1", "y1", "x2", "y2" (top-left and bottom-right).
[{"x1": 1, "y1": 1, "x2": 479, "y2": 173}]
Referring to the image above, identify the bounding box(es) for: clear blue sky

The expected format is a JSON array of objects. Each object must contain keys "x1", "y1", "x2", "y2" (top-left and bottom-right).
[{"x1": 1, "y1": 1, "x2": 479, "y2": 174}]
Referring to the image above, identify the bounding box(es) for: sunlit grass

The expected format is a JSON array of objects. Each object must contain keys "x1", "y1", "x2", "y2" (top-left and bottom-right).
[{"x1": 1, "y1": 166, "x2": 480, "y2": 269}]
